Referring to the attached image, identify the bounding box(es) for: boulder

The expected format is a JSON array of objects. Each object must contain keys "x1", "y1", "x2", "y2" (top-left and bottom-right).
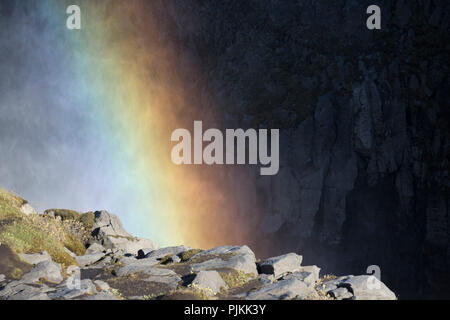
[
  {"x1": 259, "y1": 253, "x2": 303, "y2": 278},
  {"x1": 321, "y1": 275, "x2": 396, "y2": 300},
  {"x1": 75, "y1": 252, "x2": 105, "y2": 267},
  {"x1": 104, "y1": 235, "x2": 157, "y2": 256},
  {"x1": 190, "y1": 270, "x2": 228, "y2": 295},
  {"x1": 190, "y1": 245, "x2": 258, "y2": 276},
  {"x1": 21, "y1": 260, "x2": 63, "y2": 284},
  {"x1": 92, "y1": 210, "x2": 132, "y2": 238},
  {"x1": 20, "y1": 203, "x2": 37, "y2": 215},
  {"x1": 93, "y1": 280, "x2": 110, "y2": 291},
  {"x1": 246, "y1": 278, "x2": 310, "y2": 300},
  {"x1": 19, "y1": 251, "x2": 51, "y2": 265},
  {"x1": 341, "y1": 275, "x2": 396, "y2": 300},
  {"x1": 0, "y1": 274, "x2": 5, "y2": 283},
  {"x1": 115, "y1": 259, "x2": 161, "y2": 276},
  {"x1": 91, "y1": 210, "x2": 158, "y2": 255},
  {"x1": 282, "y1": 265, "x2": 320, "y2": 287},
  {"x1": 144, "y1": 246, "x2": 190, "y2": 260},
  {"x1": 2, "y1": 283, "x2": 50, "y2": 300},
  {"x1": 86, "y1": 243, "x2": 106, "y2": 254}
]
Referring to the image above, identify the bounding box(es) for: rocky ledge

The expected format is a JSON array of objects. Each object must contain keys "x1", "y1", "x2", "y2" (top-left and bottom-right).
[{"x1": 0, "y1": 208, "x2": 396, "y2": 300}]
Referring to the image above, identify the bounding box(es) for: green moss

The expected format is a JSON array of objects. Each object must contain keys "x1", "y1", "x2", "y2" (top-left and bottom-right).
[
  {"x1": 159, "y1": 254, "x2": 174, "y2": 265},
  {"x1": 218, "y1": 269, "x2": 253, "y2": 289},
  {"x1": 79, "y1": 211, "x2": 95, "y2": 229},
  {"x1": 64, "y1": 233, "x2": 86, "y2": 256},
  {"x1": 179, "y1": 249, "x2": 203, "y2": 262},
  {"x1": 44, "y1": 209, "x2": 81, "y2": 221},
  {"x1": 11, "y1": 267, "x2": 23, "y2": 279}
]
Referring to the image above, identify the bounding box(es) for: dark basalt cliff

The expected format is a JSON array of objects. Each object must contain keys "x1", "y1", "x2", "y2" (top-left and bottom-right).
[{"x1": 152, "y1": 0, "x2": 449, "y2": 299}]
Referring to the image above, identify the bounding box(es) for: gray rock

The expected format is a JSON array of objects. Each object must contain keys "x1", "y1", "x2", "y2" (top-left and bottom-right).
[
  {"x1": 171, "y1": 254, "x2": 181, "y2": 263},
  {"x1": 144, "y1": 271, "x2": 182, "y2": 290},
  {"x1": 91, "y1": 210, "x2": 158, "y2": 255},
  {"x1": 192, "y1": 245, "x2": 254, "y2": 258},
  {"x1": 115, "y1": 263, "x2": 181, "y2": 289},
  {"x1": 0, "y1": 280, "x2": 54, "y2": 300},
  {"x1": 144, "y1": 246, "x2": 190, "y2": 260},
  {"x1": 66, "y1": 265, "x2": 80, "y2": 276},
  {"x1": 48, "y1": 279, "x2": 97, "y2": 300},
  {"x1": 190, "y1": 245, "x2": 258, "y2": 276},
  {"x1": 258, "y1": 274, "x2": 275, "y2": 285},
  {"x1": 246, "y1": 278, "x2": 310, "y2": 300},
  {"x1": 328, "y1": 287, "x2": 353, "y2": 300},
  {"x1": 21, "y1": 260, "x2": 63, "y2": 284},
  {"x1": 82, "y1": 292, "x2": 120, "y2": 300},
  {"x1": 6, "y1": 284, "x2": 50, "y2": 300},
  {"x1": 105, "y1": 236, "x2": 158, "y2": 256},
  {"x1": 92, "y1": 210, "x2": 132, "y2": 238},
  {"x1": 19, "y1": 251, "x2": 51, "y2": 265},
  {"x1": 299, "y1": 265, "x2": 320, "y2": 281},
  {"x1": 115, "y1": 259, "x2": 161, "y2": 276},
  {"x1": 320, "y1": 275, "x2": 396, "y2": 300},
  {"x1": 86, "y1": 243, "x2": 106, "y2": 254},
  {"x1": 117, "y1": 265, "x2": 181, "y2": 290},
  {"x1": 93, "y1": 280, "x2": 110, "y2": 291},
  {"x1": 341, "y1": 275, "x2": 396, "y2": 300},
  {"x1": 259, "y1": 253, "x2": 303, "y2": 278},
  {"x1": 190, "y1": 271, "x2": 228, "y2": 295},
  {"x1": 75, "y1": 252, "x2": 105, "y2": 267},
  {"x1": 283, "y1": 265, "x2": 320, "y2": 287},
  {"x1": 0, "y1": 274, "x2": 5, "y2": 283}
]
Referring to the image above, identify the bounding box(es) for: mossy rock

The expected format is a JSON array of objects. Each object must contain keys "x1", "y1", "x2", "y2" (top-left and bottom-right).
[
  {"x1": 178, "y1": 249, "x2": 204, "y2": 262},
  {"x1": 44, "y1": 209, "x2": 81, "y2": 221},
  {"x1": 218, "y1": 269, "x2": 253, "y2": 289},
  {"x1": 79, "y1": 211, "x2": 95, "y2": 229},
  {"x1": 0, "y1": 244, "x2": 32, "y2": 281}
]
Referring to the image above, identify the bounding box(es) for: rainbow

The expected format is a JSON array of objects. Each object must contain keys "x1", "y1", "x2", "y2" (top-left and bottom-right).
[{"x1": 19, "y1": 0, "x2": 256, "y2": 249}]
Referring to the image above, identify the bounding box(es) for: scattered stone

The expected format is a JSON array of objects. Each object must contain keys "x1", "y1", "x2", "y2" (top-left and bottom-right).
[
  {"x1": 82, "y1": 292, "x2": 120, "y2": 300},
  {"x1": 48, "y1": 279, "x2": 97, "y2": 300},
  {"x1": 246, "y1": 278, "x2": 310, "y2": 300},
  {"x1": 21, "y1": 260, "x2": 63, "y2": 284},
  {"x1": 283, "y1": 266, "x2": 320, "y2": 287},
  {"x1": 19, "y1": 251, "x2": 52, "y2": 265},
  {"x1": 190, "y1": 271, "x2": 228, "y2": 295},
  {"x1": 328, "y1": 287, "x2": 353, "y2": 300},
  {"x1": 145, "y1": 246, "x2": 190, "y2": 260},
  {"x1": 259, "y1": 253, "x2": 303, "y2": 278},
  {"x1": 75, "y1": 252, "x2": 105, "y2": 267},
  {"x1": 4, "y1": 283, "x2": 50, "y2": 300},
  {"x1": 258, "y1": 274, "x2": 275, "y2": 285}
]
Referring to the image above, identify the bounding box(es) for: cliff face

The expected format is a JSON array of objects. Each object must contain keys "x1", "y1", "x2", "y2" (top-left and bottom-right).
[{"x1": 155, "y1": 0, "x2": 449, "y2": 298}]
